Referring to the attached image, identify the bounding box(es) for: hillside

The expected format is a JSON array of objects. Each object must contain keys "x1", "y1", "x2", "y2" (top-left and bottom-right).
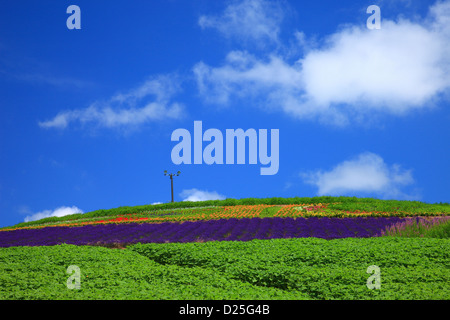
[
  {"x1": 2, "y1": 196, "x2": 450, "y2": 231},
  {"x1": 1, "y1": 196, "x2": 449, "y2": 301}
]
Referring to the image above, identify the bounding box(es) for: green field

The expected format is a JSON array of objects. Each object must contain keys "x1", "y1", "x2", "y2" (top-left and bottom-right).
[{"x1": 0, "y1": 237, "x2": 448, "y2": 300}]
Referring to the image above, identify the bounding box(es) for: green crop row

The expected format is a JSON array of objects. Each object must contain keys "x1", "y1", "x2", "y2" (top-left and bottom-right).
[
  {"x1": 328, "y1": 199, "x2": 450, "y2": 214},
  {"x1": 0, "y1": 244, "x2": 303, "y2": 300},
  {"x1": 129, "y1": 237, "x2": 450, "y2": 300}
]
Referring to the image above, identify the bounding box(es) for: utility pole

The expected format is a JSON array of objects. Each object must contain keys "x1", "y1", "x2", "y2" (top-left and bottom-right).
[{"x1": 164, "y1": 170, "x2": 180, "y2": 202}]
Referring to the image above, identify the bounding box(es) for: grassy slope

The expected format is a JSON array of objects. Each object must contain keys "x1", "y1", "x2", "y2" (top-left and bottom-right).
[{"x1": 3, "y1": 196, "x2": 450, "y2": 230}]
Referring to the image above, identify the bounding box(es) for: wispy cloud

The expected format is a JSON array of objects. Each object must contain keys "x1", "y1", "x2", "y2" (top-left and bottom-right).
[
  {"x1": 301, "y1": 152, "x2": 417, "y2": 200},
  {"x1": 180, "y1": 188, "x2": 226, "y2": 202},
  {"x1": 38, "y1": 74, "x2": 184, "y2": 130},
  {"x1": 16, "y1": 73, "x2": 94, "y2": 89},
  {"x1": 194, "y1": 51, "x2": 302, "y2": 105},
  {"x1": 195, "y1": 0, "x2": 450, "y2": 126},
  {"x1": 24, "y1": 206, "x2": 84, "y2": 223},
  {"x1": 0, "y1": 45, "x2": 94, "y2": 90},
  {"x1": 198, "y1": 0, "x2": 284, "y2": 46}
]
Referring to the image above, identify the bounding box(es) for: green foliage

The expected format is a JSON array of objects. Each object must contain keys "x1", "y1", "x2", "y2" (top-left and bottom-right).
[
  {"x1": 129, "y1": 237, "x2": 450, "y2": 300},
  {"x1": 1, "y1": 237, "x2": 448, "y2": 300},
  {"x1": 328, "y1": 198, "x2": 450, "y2": 215},
  {"x1": 0, "y1": 244, "x2": 303, "y2": 300},
  {"x1": 427, "y1": 221, "x2": 450, "y2": 238}
]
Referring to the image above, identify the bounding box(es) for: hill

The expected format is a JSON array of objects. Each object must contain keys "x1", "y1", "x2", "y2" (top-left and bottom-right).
[
  {"x1": 2, "y1": 196, "x2": 450, "y2": 231},
  {"x1": 0, "y1": 196, "x2": 448, "y2": 301}
]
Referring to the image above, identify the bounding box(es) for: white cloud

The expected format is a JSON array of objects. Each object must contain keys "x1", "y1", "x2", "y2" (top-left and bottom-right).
[
  {"x1": 24, "y1": 206, "x2": 84, "y2": 223},
  {"x1": 151, "y1": 202, "x2": 162, "y2": 205},
  {"x1": 180, "y1": 188, "x2": 226, "y2": 202},
  {"x1": 299, "y1": 19, "x2": 448, "y2": 113},
  {"x1": 301, "y1": 152, "x2": 416, "y2": 199},
  {"x1": 198, "y1": 0, "x2": 283, "y2": 45},
  {"x1": 38, "y1": 75, "x2": 184, "y2": 129},
  {"x1": 195, "y1": 0, "x2": 450, "y2": 125},
  {"x1": 194, "y1": 51, "x2": 303, "y2": 109}
]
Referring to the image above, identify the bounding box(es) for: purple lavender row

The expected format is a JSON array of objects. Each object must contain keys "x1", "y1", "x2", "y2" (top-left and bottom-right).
[{"x1": 0, "y1": 217, "x2": 405, "y2": 248}]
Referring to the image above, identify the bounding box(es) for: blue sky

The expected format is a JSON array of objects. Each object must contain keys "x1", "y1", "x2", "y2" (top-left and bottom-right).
[{"x1": 1, "y1": 0, "x2": 449, "y2": 227}]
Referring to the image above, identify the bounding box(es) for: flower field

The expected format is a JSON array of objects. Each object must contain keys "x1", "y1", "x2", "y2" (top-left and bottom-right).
[
  {"x1": 0, "y1": 197, "x2": 449, "y2": 300},
  {"x1": 380, "y1": 216, "x2": 450, "y2": 237},
  {"x1": 1, "y1": 200, "x2": 449, "y2": 248},
  {"x1": 1, "y1": 201, "x2": 448, "y2": 249},
  {"x1": 3, "y1": 201, "x2": 449, "y2": 231},
  {"x1": 0, "y1": 216, "x2": 407, "y2": 248}
]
